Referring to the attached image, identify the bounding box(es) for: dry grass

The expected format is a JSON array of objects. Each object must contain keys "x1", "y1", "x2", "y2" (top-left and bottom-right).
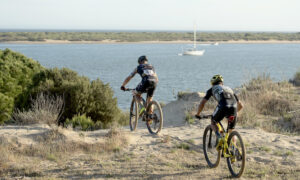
[
  {"x1": 12, "y1": 93, "x2": 64, "y2": 126},
  {"x1": 238, "y1": 74, "x2": 300, "y2": 133},
  {"x1": 291, "y1": 69, "x2": 300, "y2": 86},
  {"x1": 0, "y1": 127, "x2": 129, "y2": 178}
]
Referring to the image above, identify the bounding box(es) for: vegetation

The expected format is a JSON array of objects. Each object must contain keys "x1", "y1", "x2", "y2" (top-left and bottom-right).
[
  {"x1": 29, "y1": 67, "x2": 122, "y2": 128},
  {"x1": 0, "y1": 49, "x2": 125, "y2": 128},
  {"x1": 12, "y1": 93, "x2": 64, "y2": 125},
  {"x1": 65, "y1": 114, "x2": 95, "y2": 131},
  {"x1": 291, "y1": 68, "x2": 300, "y2": 86},
  {"x1": 0, "y1": 126, "x2": 129, "y2": 177},
  {"x1": 1, "y1": 32, "x2": 300, "y2": 42},
  {"x1": 0, "y1": 49, "x2": 43, "y2": 124},
  {"x1": 238, "y1": 73, "x2": 300, "y2": 133}
]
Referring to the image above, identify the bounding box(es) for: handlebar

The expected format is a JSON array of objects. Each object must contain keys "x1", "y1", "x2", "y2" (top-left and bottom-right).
[
  {"x1": 195, "y1": 114, "x2": 212, "y2": 119},
  {"x1": 123, "y1": 88, "x2": 135, "y2": 91}
]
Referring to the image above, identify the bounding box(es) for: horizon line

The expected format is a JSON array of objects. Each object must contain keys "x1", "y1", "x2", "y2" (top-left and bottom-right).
[{"x1": 0, "y1": 28, "x2": 299, "y2": 33}]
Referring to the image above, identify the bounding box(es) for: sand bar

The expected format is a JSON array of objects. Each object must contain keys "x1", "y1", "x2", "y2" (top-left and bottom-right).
[{"x1": 1, "y1": 39, "x2": 300, "y2": 44}]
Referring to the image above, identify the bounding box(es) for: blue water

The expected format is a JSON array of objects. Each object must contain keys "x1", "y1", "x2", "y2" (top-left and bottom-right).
[{"x1": 1, "y1": 43, "x2": 300, "y2": 109}]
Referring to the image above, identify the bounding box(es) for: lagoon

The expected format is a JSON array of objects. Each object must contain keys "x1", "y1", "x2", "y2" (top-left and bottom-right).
[{"x1": 1, "y1": 43, "x2": 300, "y2": 109}]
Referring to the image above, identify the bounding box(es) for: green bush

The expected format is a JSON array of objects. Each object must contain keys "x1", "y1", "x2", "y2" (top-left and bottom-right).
[
  {"x1": 0, "y1": 49, "x2": 123, "y2": 128},
  {"x1": 66, "y1": 114, "x2": 94, "y2": 131},
  {"x1": 0, "y1": 49, "x2": 43, "y2": 124},
  {"x1": 29, "y1": 67, "x2": 122, "y2": 128}
]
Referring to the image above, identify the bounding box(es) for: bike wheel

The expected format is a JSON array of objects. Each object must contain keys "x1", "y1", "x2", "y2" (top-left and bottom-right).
[
  {"x1": 129, "y1": 98, "x2": 139, "y2": 131},
  {"x1": 146, "y1": 100, "x2": 163, "y2": 134},
  {"x1": 226, "y1": 131, "x2": 246, "y2": 178},
  {"x1": 203, "y1": 125, "x2": 221, "y2": 168}
]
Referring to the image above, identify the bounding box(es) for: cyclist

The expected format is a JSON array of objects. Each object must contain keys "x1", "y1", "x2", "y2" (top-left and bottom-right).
[
  {"x1": 195, "y1": 75, "x2": 243, "y2": 140},
  {"x1": 120, "y1": 55, "x2": 158, "y2": 115}
]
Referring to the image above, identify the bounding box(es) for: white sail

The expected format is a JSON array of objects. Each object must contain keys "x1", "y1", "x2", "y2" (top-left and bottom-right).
[{"x1": 182, "y1": 24, "x2": 205, "y2": 56}]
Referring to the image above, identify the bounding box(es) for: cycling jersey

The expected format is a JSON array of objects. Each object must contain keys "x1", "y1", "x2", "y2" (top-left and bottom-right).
[
  {"x1": 130, "y1": 64, "x2": 157, "y2": 82},
  {"x1": 204, "y1": 85, "x2": 238, "y2": 108},
  {"x1": 130, "y1": 63, "x2": 158, "y2": 97},
  {"x1": 204, "y1": 85, "x2": 239, "y2": 129}
]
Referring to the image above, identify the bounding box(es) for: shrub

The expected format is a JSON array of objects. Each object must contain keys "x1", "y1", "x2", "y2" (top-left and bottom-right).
[
  {"x1": 185, "y1": 112, "x2": 194, "y2": 124},
  {"x1": 239, "y1": 74, "x2": 297, "y2": 131},
  {"x1": 12, "y1": 93, "x2": 64, "y2": 125},
  {"x1": 30, "y1": 68, "x2": 122, "y2": 128},
  {"x1": 292, "y1": 68, "x2": 300, "y2": 86},
  {"x1": 0, "y1": 49, "x2": 43, "y2": 124},
  {"x1": 0, "y1": 49, "x2": 123, "y2": 128},
  {"x1": 291, "y1": 111, "x2": 300, "y2": 132},
  {"x1": 66, "y1": 114, "x2": 94, "y2": 131},
  {"x1": 239, "y1": 74, "x2": 294, "y2": 117}
]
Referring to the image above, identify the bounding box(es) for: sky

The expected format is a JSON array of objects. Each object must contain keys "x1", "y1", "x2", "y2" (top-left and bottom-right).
[{"x1": 0, "y1": 0, "x2": 300, "y2": 31}]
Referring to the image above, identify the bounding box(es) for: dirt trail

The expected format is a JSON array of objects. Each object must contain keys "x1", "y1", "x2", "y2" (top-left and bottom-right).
[{"x1": 0, "y1": 92, "x2": 300, "y2": 179}]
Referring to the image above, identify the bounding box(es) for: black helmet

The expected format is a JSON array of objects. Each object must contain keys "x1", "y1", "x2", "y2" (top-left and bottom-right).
[{"x1": 138, "y1": 55, "x2": 148, "y2": 64}]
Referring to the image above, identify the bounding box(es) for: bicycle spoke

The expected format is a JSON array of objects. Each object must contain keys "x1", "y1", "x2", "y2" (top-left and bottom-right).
[
  {"x1": 226, "y1": 131, "x2": 246, "y2": 178},
  {"x1": 203, "y1": 126, "x2": 220, "y2": 168},
  {"x1": 146, "y1": 101, "x2": 163, "y2": 134}
]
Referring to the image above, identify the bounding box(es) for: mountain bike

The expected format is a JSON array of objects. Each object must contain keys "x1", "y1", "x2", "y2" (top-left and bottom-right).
[
  {"x1": 196, "y1": 115, "x2": 246, "y2": 178},
  {"x1": 124, "y1": 88, "x2": 163, "y2": 134}
]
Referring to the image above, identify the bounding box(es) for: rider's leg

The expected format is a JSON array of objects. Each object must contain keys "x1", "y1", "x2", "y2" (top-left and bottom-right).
[
  {"x1": 135, "y1": 81, "x2": 146, "y2": 106},
  {"x1": 227, "y1": 111, "x2": 237, "y2": 143},
  {"x1": 211, "y1": 107, "x2": 225, "y2": 138},
  {"x1": 146, "y1": 81, "x2": 156, "y2": 114}
]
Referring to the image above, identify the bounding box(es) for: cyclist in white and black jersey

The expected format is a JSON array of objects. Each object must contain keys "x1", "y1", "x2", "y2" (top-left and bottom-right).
[
  {"x1": 195, "y1": 75, "x2": 243, "y2": 138},
  {"x1": 121, "y1": 55, "x2": 158, "y2": 107}
]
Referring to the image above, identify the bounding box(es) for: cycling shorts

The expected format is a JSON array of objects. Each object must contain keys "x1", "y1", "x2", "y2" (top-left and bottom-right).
[
  {"x1": 136, "y1": 80, "x2": 157, "y2": 98},
  {"x1": 212, "y1": 106, "x2": 237, "y2": 129}
]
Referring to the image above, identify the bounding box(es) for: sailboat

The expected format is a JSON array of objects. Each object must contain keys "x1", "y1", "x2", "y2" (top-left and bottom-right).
[{"x1": 182, "y1": 25, "x2": 205, "y2": 56}]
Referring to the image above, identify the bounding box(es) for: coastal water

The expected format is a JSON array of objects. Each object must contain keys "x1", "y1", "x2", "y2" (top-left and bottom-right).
[{"x1": 1, "y1": 43, "x2": 300, "y2": 109}]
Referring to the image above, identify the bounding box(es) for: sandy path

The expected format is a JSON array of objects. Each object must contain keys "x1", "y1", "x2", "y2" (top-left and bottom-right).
[
  {"x1": 1, "y1": 121, "x2": 299, "y2": 179},
  {"x1": 1, "y1": 92, "x2": 299, "y2": 179}
]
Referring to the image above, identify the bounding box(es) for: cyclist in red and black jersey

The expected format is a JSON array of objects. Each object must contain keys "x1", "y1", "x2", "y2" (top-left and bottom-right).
[
  {"x1": 121, "y1": 55, "x2": 158, "y2": 107},
  {"x1": 195, "y1": 75, "x2": 243, "y2": 138}
]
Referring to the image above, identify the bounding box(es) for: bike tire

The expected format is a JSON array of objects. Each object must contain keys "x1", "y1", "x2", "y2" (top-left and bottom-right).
[
  {"x1": 146, "y1": 100, "x2": 163, "y2": 134},
  {"x1": 226, "y1": 131, "x2": 246, "y2": 178},
  {"x1": 203, "y1": 125, "x2": 221, "y2": 168},
  {"x1": 129, "y1": 98, "x2": 139, "y2": 131}
]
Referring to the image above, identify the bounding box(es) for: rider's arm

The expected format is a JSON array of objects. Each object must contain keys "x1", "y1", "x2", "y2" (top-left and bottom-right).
[
  {"x1": 196, "y1": 88, "x2": 212, "y2": 116},
  {"x1": 234, "y1": 94, "x2": 243, "y2": 112},
  {"x1": 121, "y1": 68, "x2": 137, "y2": 87},
  {"x1": 196, "y1": 98, "x2": 208, "y2": 116}
]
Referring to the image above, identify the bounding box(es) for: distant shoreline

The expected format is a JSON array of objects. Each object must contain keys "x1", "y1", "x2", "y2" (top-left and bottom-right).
[{"x1": 2, "y1": 39, "x2": 300, "y2": 44}]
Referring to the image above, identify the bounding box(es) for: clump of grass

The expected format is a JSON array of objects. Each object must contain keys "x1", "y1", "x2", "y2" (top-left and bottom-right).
[
  {"x1": 175, "y1": 143, "x2": 190, "y2": 150},
  {"x1": 291, "y1": 68, "x2": 300, "y2": 86},
  {"x1": 185, "y1": 112, "x2": 194, "y2": 124},
  {"x1": 65, "y1": 114, "x2": 95, "y2": 131},
  {"x1": 177, "y1": 91, "x2": 191, "y2": 100},
  {"x1": 290, "y1": 111, "x2": 300, "y2": 132},
  {"x1": 273, "y1": 150, "x2": 294, "y2": 156},
  {"x1": 104, "y1": 127, "x2": 129, "y2": 152},
  {"x1": 186, "y1": 139, "x2": 195, "y2": 145},
  {"x1": 258, "y1": 146, "x2": 271, "y2": 153},
  {"x1": 238, "y1": 74, "x2": 298, "y2": 132},
  {"x1": 160, "y1": 135, "x2": 171, "y2": 143},
  {"x1": 12, "y1": 93, "x2": 64, "y2": 126}
]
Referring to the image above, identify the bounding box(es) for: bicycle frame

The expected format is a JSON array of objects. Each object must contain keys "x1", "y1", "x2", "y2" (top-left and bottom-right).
[
  {"x1": 216, "y1": 121, "x2": 233, "y2": 158},
  {"x1": 126, "y1": 88, "x2": 148, "y2": 119}
]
